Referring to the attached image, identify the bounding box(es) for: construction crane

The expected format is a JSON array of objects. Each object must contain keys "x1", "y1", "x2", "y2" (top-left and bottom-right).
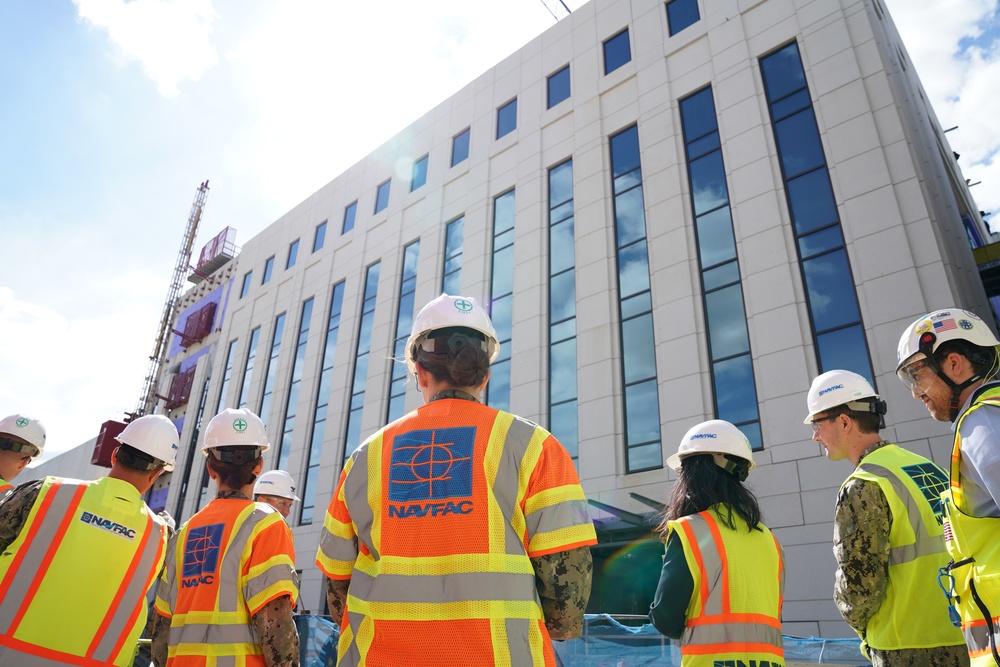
[{"x1": 132, "y1": 180, "x2": 210, "y2": 419}]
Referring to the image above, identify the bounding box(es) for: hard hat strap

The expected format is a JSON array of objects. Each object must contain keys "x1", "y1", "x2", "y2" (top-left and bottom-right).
[{"x1": 919, "y1": 330, "x2": 984, "y2": 421}]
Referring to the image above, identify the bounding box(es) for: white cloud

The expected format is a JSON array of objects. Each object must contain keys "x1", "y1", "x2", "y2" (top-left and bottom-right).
[{"x1": 73, "y1": 0, "x2": 219, "y2": 96}]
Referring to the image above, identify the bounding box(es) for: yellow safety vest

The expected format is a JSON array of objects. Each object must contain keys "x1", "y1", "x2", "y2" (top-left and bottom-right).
[
  {"x1": 944, "y1": 387, "x2": 1000, "y2": 666},
  {"x1": 669, "y1": 505, "x2": 785, "y2": 667},
  {"x1": 844, "y1": 444, "x2": 964, "y2": 650},
  {"x1": 0, "y1": 476, "x2": 167, "y2": 666},
  {"x1": 0, "y1": 477, "x2": 11, "y2": 496}
]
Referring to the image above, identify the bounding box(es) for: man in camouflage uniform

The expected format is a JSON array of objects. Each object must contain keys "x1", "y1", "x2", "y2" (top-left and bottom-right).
[{"x1": 806, "y1": 370, "x2": 967, "y2": 666}]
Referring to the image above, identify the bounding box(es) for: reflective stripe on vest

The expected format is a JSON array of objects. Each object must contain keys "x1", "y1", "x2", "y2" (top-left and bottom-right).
[
  {"x1": 673, "y1": 508, "x2": 784, "y2": 666},
  {"x1": 0, "y1": 477, "x2": 166, "y2": 667},
  {"x1": 165, "y1": 500, "x2": 295, "y2": 666},
  {"x1": 331, "y1": 404, "x2": 584, "y2": 667}
]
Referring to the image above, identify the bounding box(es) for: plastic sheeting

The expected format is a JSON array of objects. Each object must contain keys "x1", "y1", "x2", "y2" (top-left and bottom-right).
[{"x1": 294, "y1": 613, "x2": 867, "y2": 666}]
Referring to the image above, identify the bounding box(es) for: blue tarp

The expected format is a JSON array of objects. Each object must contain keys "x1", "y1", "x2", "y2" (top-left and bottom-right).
[{"x1": 295, "y1": 614, "x2": 866, "y2": 666}]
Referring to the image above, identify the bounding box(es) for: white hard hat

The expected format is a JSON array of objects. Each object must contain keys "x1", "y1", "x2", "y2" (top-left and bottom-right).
[
  {"x1": 896, "y1": 308, "x2": 1000, "y2": 376},
  {"x1": 253, "y1": 470, "x2": 300, "y2": 501},
  {"x1": 666, "y1": 419, "x2": 756, "y2": 474},
  {"x1": 0, "y1": 414, "x2": 46, "y2": 459},
  {"x1": 404, "y1": 294, "x2": 500, "y2": 374},
  {"x1": 115, "y1": 414, "x2": 179, "y2": 471},
  {"x1": 803, "y1": 370, "x2": 879, "y2": 424},
  {"x1": 202, "y1": 408, "x2": 270, "y2": 455}
]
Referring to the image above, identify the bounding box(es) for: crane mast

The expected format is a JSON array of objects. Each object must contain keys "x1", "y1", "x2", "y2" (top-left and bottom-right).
[{"x1": 133, "y1": 180, "x2": 210, "y2": 418}]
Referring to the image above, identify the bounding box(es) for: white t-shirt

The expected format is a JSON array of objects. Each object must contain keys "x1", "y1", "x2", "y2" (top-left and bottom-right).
[{"x1": 953, "y1": 385, "x2": 1000, "y2": 518}]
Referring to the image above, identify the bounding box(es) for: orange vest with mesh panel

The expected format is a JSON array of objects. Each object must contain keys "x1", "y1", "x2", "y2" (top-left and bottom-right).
[
  {"x1": 153, "y1": 498, "x2": 298, "y2": 667},
  {"x1": 316, "y1": 398, "x2": 597, "y2": 667}
]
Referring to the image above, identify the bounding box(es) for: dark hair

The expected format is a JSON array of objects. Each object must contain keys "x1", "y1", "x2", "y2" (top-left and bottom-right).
[
  {"x1": 206, "y1": 447, "x2": 261, "y2": 489},
  {"x1": 655, "y1": 454, "x2": 762, "y2": 536},
  {"x1": 825, "y1": 398, "x2": 882, "y2": 435},
  {"x1": 935, "y1": 340, "x2": 998, "y2": 376},
  {"x1": 115, "y1": 444, "x2": 162, "y2": 472},
  {"x1": 415, "y1": 327, "x2": 490, "y2": 388}
]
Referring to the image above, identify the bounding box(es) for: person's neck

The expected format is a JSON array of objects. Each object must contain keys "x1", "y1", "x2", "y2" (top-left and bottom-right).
[{"x1": 849, "y1": 435, "x2": 886, "y2": 466}]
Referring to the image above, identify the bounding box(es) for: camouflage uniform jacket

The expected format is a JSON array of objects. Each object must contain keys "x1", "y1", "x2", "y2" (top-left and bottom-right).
[
  {"x1": 0, "y1": 479, "x2": 46, "y2": 553},
  {"x1": 835, "y1": 441, "x2": 968, "y2": 667}
]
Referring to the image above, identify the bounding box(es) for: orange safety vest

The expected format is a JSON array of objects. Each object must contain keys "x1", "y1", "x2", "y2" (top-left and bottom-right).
[
  {"x1": 670, "y1": 506, "x2": 785, "y2": 667},
  {"x1": 316, "y1": 398, "x2": 598, "y2": 667},
  {"x1": 0, "y1": 476, "x2": 167, "y2": 666},
  {"x1": 154, "y1": 497, "x2": 298, "y2": 667}
]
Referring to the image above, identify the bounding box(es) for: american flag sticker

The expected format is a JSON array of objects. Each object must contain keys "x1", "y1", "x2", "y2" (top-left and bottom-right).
[{"x1": 934, "y1": 319, "x2": 958, "y2": 332}]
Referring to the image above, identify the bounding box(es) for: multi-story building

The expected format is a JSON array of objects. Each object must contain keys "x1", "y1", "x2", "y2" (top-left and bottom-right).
[{"x1": 148, "y1": 0, "x2": 994, "y2": 637}]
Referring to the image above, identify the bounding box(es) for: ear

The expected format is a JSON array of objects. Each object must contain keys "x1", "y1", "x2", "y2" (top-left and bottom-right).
[
  {"x1": 477, "y1": 369, "x2": 491, "y2": 394},
  {"x1": 111, "y1": 447, "x2": 119, "y2": 466},
  {"x1": 254, "y1": 458, "x2": 264, "y2": 476},
  {"x1": 415, "y1": 362, "x2": 430, "y2": 390},
  {"x1": 206, "y1": 459, "x2": 219, "y2": 481},
  {"x1": 147, "y1": 467, "x2": 163, "y2": 486},
  {"x1": 16, "y1": 456, "x2": 30, "y2": 473}
]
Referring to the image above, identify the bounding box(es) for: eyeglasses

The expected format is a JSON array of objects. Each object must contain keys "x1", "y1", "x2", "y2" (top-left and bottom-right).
[
  {"x1": 897, "y1": 358, "x2": 934, "y2": 391},
  {"x1": 809, "y1": 415, "x2": 838, "y2": 432}
]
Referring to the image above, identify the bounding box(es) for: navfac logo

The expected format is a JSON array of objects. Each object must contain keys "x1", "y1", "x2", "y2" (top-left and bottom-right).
[
  {"x1": 182, "y1": 523, "x2": 225, "y2": 588},
  {"x1": 690, "y1": 433, "x2": 717, "y2": 440},
  {"x1": 388, "y1": 427, "x2": 475, "y2": 519},
  {"x1": 80, "y1": 511, "x2": 137, "y2": 541},
  {"x1": 818, "y1": 384, "x2": 844, "y2": 397}
]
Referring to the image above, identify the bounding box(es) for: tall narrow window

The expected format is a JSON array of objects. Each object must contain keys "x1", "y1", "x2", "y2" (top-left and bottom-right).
[
  {"x1": 411, "y1": 155, "x2": 428, "y2": 192},
  {"x1": 286, "y1": 240, "x2": 299, "y2": 269},
  {"x1": 275, "y1": 298, "x2": 314, "y2": 473},
  {"x1": 313, "y1": 221, "x2": 328, "y2": 253},
  {"x1": 240, "y1": 271, "x2": 252, "y2": 299},
  {"x1": 442, "y1": 216, "x2": 465, "y2": 295},
  {"x1": 603, "y1": 29, "x2": 631, "y2": 74},
  {"x1": 262, "y1": 256, "x2": 275, "y2": 285},
  {"x1": 451, "y1": 128, "x2": 470, "y2": 166},
  {"x1": 258, "y1": 313, "x2": 287, "y2": 427},
  {"x1": 343, "y1": 201, "x2": 357, "y2": 234},
  {"x1": 344, "y1": 263, "x2": 381, "y2": 460},
  {"x1": 301, "y1": 281, "x2": 345, "y2": 525},
  {"x1": 609, "y1": 125, "x2": 662, "y2": 472},
  {"x1": 548, "y1": 160, "x2": 579, "y2": 463},
  {"x1": 387, "y1": 242, "x2": 421, "y2": 422},
  {"x1": 175, "y1": 376, "x2": 209, "y2": 524},
  {"x1": 197, "y1": 339, "x2": 238, "y2": 512},
  {"x1": 760, "y1": 42, "x2": 874, "y2": 382},
  {"x1": 680, "y1": 86, "x2": 762, "y2": 448},
  {"x1": 237, "y1": 327, "x2": 262, "y2": 408},
  {"x1": 547, "y1": 66, "x2": 571, "y2": 109},
  {"x1": 497, "y1": 99, "x2": 517, "y2": 139},
  {"x1": 375, "y1": 180, "x2": 391, "y2": 214},
  {"x1": 666, "y1": 0, "x2": 700, "y2": 36},
  {"x1": 486, "y1": 190, "x2": 515, "y2": 410}
]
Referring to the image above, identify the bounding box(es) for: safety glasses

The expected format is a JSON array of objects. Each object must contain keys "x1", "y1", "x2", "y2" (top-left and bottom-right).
[{"x1": 897, "y1": 358, "x2": 936, "y2": 392}]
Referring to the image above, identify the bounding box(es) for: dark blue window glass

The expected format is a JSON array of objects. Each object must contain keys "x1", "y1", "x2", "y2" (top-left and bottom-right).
[
  {"x1": 313, "y1": 221, "x2": 327, "y2": 253},
  {"x1": 262, "y1": 256, "x2": 275, "y2": 285},
  {"x1": 301, "y1": 281, "x2": 344, "y2": 524},
  {"x1": 603, "y1": 29, "x2": 631, "y2": 75},
  {"x1": 344, "y1": 263, "x2": 380, "y2": 460},
  {"x1": 374, "y1": 180, "x2": 391, "y2": 213},
  {"x1": 609, "y1": 125, "x2": 662, "y2": 471},
  {"x1": 497, "y1": 99, "x2": 517, "y2": 139},
  {"x1": 258, "y1": 313, "x2": 286, "y2": 428},
  {"x1": 442, "y1": 216, "x2": 464, "y2": 295},
  {"x1": 196, "y1": 339, "x2": 238, "y2": 512},
  {"x1": 411, "y1": 155, "x2": 428, "y2": 192},
  {"x1": 487, "y1": 190, "x2": 516, "y2": 410},
  {"x1": 387, "y1": 242, "x2": 420, "y2": 422},
  {"x1": 237, "y1": 327, "x2": 261, "y2": 409},
  {"x1": 276, "y1": 297, "x2": 314, "y2": 473},
  {"x1": 286, "y1": 240, "x2": 299, "y2": 269},
  {"x1": 680, "y1": 86, "x2": 762, "y2": 449},
  {"x1": 342, "y1": 201, "x2": 357, "y2": 234},
  {"x1": 666, "y1": 0, "x2": 700, "y2": 36},
  {"x1": 548, "y1": 160, "x2": 578, "y2": 463},
  {"x1": 240, "y1": 271, "x2": 252, "y2": 298},
  {"x1": 547, "y1": 66, "x2": 570, "y2": 109},
  {"x1": 761, "y1": 41, "x2": 873, "y2": 380},
  {"x1": 451, "y1": 128, "x2": 470, "y2": 166}
]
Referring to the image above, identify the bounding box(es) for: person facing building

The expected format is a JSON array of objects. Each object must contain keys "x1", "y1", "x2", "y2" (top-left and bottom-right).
[
  {"x1": 896, "y1": 309, "x2": 1000, "y2": 666},
  {"x1": 315, "y1": 293, "x2": 597, "y2": 667},
  {"x1": 150, "y1": 407, "x2": 299, "y2": 667},
  {"x1": 0, "y1": 414, "x2": 46, "y2": 496},
  {"x1": 253, "y1": 469, "x2": 300, "y2": 520},
  {"x1": 0, "y1": 413, "x2": 177, "y2": 666},
  {"x1": 649, "y1": 419, "x2": 785, "y2": 667},
  {"x1": 805, "y1": 369, "x2": 967, "y2": 666}
]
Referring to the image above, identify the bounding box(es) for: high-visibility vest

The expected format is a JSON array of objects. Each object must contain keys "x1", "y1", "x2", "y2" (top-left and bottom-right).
[
  {"x1": 154, "y1": 497, "x2": 298, "y2": 667},
  {"x1": 843, "y1": 444, "x2": 964, "y2": 650},
  {"x1": 0, "y1": 476, "x2": 167, "y2": 666},
  {"x1": 669, "y1": 505, "x2": 784, "y2": 667},
  {"x1": 944, "y1": 387, "x2": 1000, "y2": 666},
  {"x1": 0, "y1": 477, "x2": 11, "y2": 496},
  {"x1": 316, "y1": 398, "x2": 598, "y2": 667}
]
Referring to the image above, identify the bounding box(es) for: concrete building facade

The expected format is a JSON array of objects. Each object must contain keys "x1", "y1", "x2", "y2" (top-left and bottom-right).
[{"x1": 144, "y1": 0, "x2": 994, "y2": 637}]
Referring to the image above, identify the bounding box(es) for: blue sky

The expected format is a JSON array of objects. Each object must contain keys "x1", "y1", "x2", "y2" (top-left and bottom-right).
[{"x1": 1, "y1": 0, "x2": 997, "y2": 462}]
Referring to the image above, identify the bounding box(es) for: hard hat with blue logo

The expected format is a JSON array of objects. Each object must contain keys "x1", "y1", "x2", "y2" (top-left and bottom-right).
[
  {"x1": 253, "y1": 469, "x2": 300, "y2": 501},
  {"x1": 115, "y1": 414, "x2": 180, "y2": 471},
  {"x1": 803, "y1": 370, "x2": 881, "y2": 425},
  {"x1": 666, "y1": 419, "x2": 755, "y2": 474}
]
